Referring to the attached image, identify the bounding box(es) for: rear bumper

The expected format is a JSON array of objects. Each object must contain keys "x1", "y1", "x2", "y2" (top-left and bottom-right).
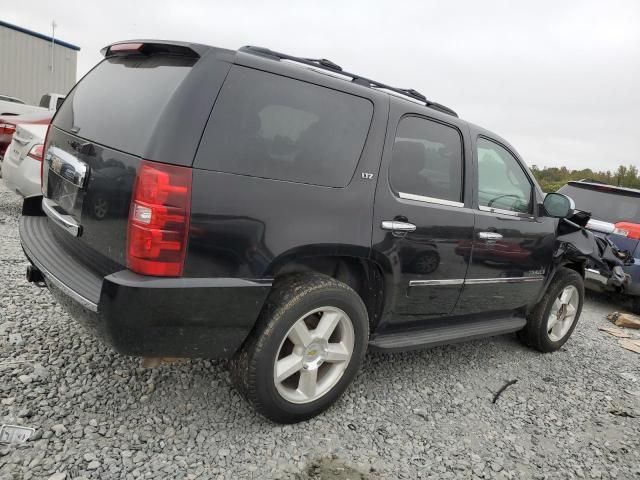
[{"x1": 20, "y1": 212, "x2": 271, "y2": 358}]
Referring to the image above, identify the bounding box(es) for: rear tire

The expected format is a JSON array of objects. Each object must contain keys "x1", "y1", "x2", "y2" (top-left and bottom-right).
[
  {"x1": 518, "y1": 267, "x2": 584, "y2": 352},
  {"x1": 230, "y1": 274, "x2": 369, "y2": 423}
]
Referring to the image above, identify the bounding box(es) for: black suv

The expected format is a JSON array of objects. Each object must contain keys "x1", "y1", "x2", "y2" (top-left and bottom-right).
[{"x1": 21, "y1": 41, "x2": 585, "y2": 423}]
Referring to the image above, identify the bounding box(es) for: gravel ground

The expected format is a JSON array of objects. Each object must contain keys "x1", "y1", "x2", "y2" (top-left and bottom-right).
[{"x1": 0, "y1": 182, "x2": 639, "y2": 480}]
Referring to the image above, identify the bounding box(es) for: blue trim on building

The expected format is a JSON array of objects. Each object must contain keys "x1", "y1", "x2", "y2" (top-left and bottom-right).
[{"x1": 0, "y1": 20, "x2": 81, "y2": 51}]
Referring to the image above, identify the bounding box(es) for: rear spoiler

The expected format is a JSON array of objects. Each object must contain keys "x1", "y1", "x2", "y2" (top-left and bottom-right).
[{"x1": 101, "y1": 40, "x2": 209, "y2": 59}]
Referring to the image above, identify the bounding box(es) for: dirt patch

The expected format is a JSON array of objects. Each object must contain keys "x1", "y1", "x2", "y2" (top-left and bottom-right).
[{"x1": 298, "y1": 456, "x2": 376, "y2": 480}]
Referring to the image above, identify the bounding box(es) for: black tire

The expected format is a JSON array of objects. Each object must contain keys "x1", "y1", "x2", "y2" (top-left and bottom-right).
[
  {"x1": 230, "y1": 273, "x2": 369, "y2": 423},
  {"x1": 518, "y1": 267, "x2": 584, "y2": 352}
]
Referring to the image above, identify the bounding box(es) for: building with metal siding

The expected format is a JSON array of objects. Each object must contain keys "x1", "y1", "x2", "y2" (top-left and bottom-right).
[{"x1": 0, "y1": 20, "x2": 79, "y2": 105}]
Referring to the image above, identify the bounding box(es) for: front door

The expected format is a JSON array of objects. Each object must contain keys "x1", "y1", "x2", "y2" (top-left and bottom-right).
[
  {"x1": 371, "y1": 111, "x2": 475, "y2": 323},
  {"x1": 454, "y1": 135, "x2": 556, "y2": 315}
]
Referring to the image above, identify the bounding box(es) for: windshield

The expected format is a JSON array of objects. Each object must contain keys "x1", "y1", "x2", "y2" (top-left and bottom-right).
[{"x1": 559, "y1": 184, "x2": 640, "y2": 223}]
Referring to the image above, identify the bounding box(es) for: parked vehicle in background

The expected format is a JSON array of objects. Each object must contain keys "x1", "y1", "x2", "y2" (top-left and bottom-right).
[
  {"x1": 21, "y1": 40, "x2": 592, "y2": 423},
  {"x1": 38, "y1": 93, "x2": 66, "y2": 111},
  {"x1": 558, "y1": 180, "x2": 640, "y2": 312},
  {"x1": 0, "y1": 111, "x2": 53, "y2": 162},
  {"x1": 2, "y1": 123, "x2": 47, "y2": 197},
  {"x1": 0, "y1": 92, "x2": 65, "y2": 116},
  {"x1": 0, "y1": 94, "x2": 27, "y2": 105}
]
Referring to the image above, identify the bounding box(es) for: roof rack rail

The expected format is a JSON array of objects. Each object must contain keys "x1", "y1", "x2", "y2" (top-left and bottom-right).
[{"x1": 239, "y1": 46, "x2": 458, "y2": 118}]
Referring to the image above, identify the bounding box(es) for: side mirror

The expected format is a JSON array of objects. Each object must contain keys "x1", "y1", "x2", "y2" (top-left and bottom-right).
[{"x1": 543, "y1": 192, "x2": 575, "y2": 218}]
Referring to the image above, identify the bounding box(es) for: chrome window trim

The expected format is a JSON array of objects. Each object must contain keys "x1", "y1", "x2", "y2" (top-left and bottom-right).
[
  {"x1": 399, "y1": 192, "x2": 464, "y2": 208},
  {"x1": 409, "y1": 275, "x2": 544, "y2": 287},
  {"x1": 478, "y1": 205, "x2": 534, "y2": 219}
]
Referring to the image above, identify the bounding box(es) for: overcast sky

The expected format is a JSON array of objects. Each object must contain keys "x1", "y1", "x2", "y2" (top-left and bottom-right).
[{"x1": 4, "y1": 0, "x2": 639, "y2": 171}]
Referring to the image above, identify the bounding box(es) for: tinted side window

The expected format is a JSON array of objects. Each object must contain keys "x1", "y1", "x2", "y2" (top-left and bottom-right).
[
  {"x1": 196, "y1": 66, "x2": 373, "y2": 187},
  {"x1": 39, "y1": 95, "x2": 50, "y2": 108},
  {"x1": 389, "y1": 116, "x2": 463, "y2": 203},
  {"x1": 477, "y1": 137, "x2": 532, "y2": 214}
]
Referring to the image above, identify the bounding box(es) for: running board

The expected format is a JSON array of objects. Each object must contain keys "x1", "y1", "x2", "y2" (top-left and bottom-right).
[{"x1": 369, "y1": 316, "x2": 526, "y2": 353}]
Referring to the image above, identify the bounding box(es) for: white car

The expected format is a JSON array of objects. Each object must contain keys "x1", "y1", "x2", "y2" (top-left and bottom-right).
[{"x1": 1, "y1": 123, "x2": 47, "y2": 197}]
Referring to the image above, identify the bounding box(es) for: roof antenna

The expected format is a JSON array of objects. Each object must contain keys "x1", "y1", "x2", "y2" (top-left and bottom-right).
[{"x1": 50, "y1": 20, "x2": 57, "y2": 74}]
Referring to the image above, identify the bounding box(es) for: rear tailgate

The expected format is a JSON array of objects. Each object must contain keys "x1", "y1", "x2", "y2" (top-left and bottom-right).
[{"x1": 40, "y1": 42, "x2": 231, "y2": 275}]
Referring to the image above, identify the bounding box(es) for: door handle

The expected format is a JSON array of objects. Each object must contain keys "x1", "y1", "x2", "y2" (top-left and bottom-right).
[
  {"x1": 381, "y1": 220, "x2": 416, "y2": 233},
  {"x1": 478, "y1": 231, "x2": 503, "y2": 240}
]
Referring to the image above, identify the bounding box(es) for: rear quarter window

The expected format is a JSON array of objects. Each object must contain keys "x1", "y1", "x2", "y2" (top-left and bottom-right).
[{"x1": 195, "y1": 66, "x2": 373, "y2": 187}]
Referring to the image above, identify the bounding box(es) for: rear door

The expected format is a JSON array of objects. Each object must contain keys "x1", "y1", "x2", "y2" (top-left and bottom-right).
[
  {"x1": 454, "y1": 135, "x2": 555, "y2": 315},
  {"x1": 371, "y1": 103, "x2": 475, "y2": 323}
]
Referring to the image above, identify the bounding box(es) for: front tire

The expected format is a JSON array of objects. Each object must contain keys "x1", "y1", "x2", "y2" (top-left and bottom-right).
[
  {"x1": 518, "y1": 267, "x2": 584, "y2": 352},
  {"x1": 230, "y1": 274, "x2": 369, "y2": 423}
]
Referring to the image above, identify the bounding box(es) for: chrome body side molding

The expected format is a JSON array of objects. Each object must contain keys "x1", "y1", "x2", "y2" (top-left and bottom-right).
[{"x1": 409, "y1": 275, "x2": 545, "y2": 287}]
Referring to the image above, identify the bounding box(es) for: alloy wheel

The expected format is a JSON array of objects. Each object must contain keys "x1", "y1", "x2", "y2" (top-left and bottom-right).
[
  {"x1": 547, "y1": 285, "x2": 579, "y2": 341},
  {"x1": 273, "y1": 306, "x2": 355, "y2": 404}
]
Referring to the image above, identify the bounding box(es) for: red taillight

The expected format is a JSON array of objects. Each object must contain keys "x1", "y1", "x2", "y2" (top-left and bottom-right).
[
  {"x1": 0, "y1": 123, "x2": 16, "y2": 137},
  {"x1": 127, "y1": 160, "x2": 192, "y2": 277},
  {"x1": 0, "y1": 123, "x2": 17, "y2": 156},
  {"x1": 40, "y1": 124, "x2": 51, "y2": 192},
  {"x1": 27, "y1": 144, "x2": 44, "y2": 162},
  {"x1": 614, "y1": 222, "x2": 640, "y2": 240}
]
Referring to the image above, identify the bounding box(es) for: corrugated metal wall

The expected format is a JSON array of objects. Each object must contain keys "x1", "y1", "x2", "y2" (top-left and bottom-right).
[{"x1": 0, "y1": 25, "x2": 77, "y2": 105}]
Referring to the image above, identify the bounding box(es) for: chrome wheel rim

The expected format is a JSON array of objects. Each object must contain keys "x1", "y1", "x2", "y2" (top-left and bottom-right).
[
  {"x1": 547, "y1": 285, "x2": 579, "y2": 341},
  {"x1": 273, "y1": 306, "x2": 354, "y2": 404}
]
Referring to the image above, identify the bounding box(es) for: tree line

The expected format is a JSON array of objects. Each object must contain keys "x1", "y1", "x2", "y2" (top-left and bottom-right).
[{"x1": 530, "y1": 164, "x2": 640, "y2": 193}]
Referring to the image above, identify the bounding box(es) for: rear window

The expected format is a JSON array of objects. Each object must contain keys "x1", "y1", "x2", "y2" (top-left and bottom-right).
[
  {"x1": 559, "y1": 184, "x2": 640, "y2": 223},
  {"x1": 54, "y1": 55, "x2": 196, "y2": 156},
  {"x1": 195, "y1": 66, "x2": 373, "y2": 187}
]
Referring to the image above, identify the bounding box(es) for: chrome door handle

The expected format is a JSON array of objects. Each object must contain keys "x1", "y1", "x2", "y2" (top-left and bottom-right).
[
  {"x1": 381, "y1": 221, "x2": 416, "y2": 232},
  {"x1": 478, "y1": 231, "x2": 503, "y2": 240}
]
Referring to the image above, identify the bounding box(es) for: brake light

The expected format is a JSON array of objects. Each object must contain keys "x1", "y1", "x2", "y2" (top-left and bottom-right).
[
  {"x1": 110, "y1": 43, "x2": 143, "y2": 53},
  {"x1": 614, "y1": 222, "x2": 640, "y2": 240},
  {"x1": 127, "y1": 160, "x2": 192, "y2": 277},
  {"x1": 40, "y1": 124, "x2": 51, "y2": 192},
  {"x1": 0, "y1": 123, "x2": 16, "y2": 137},
  {"x1": 27, "y1": 144, "x2": 44, "y2": 161}
]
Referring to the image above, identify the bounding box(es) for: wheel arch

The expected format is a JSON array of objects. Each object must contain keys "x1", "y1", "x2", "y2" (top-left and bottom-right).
[
  {"x1": 268, "y1": 252, "x2": 386, "y2": 331},
  {"x1": 532, "y1": 260, "x2": 585, "y2": 308}
]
